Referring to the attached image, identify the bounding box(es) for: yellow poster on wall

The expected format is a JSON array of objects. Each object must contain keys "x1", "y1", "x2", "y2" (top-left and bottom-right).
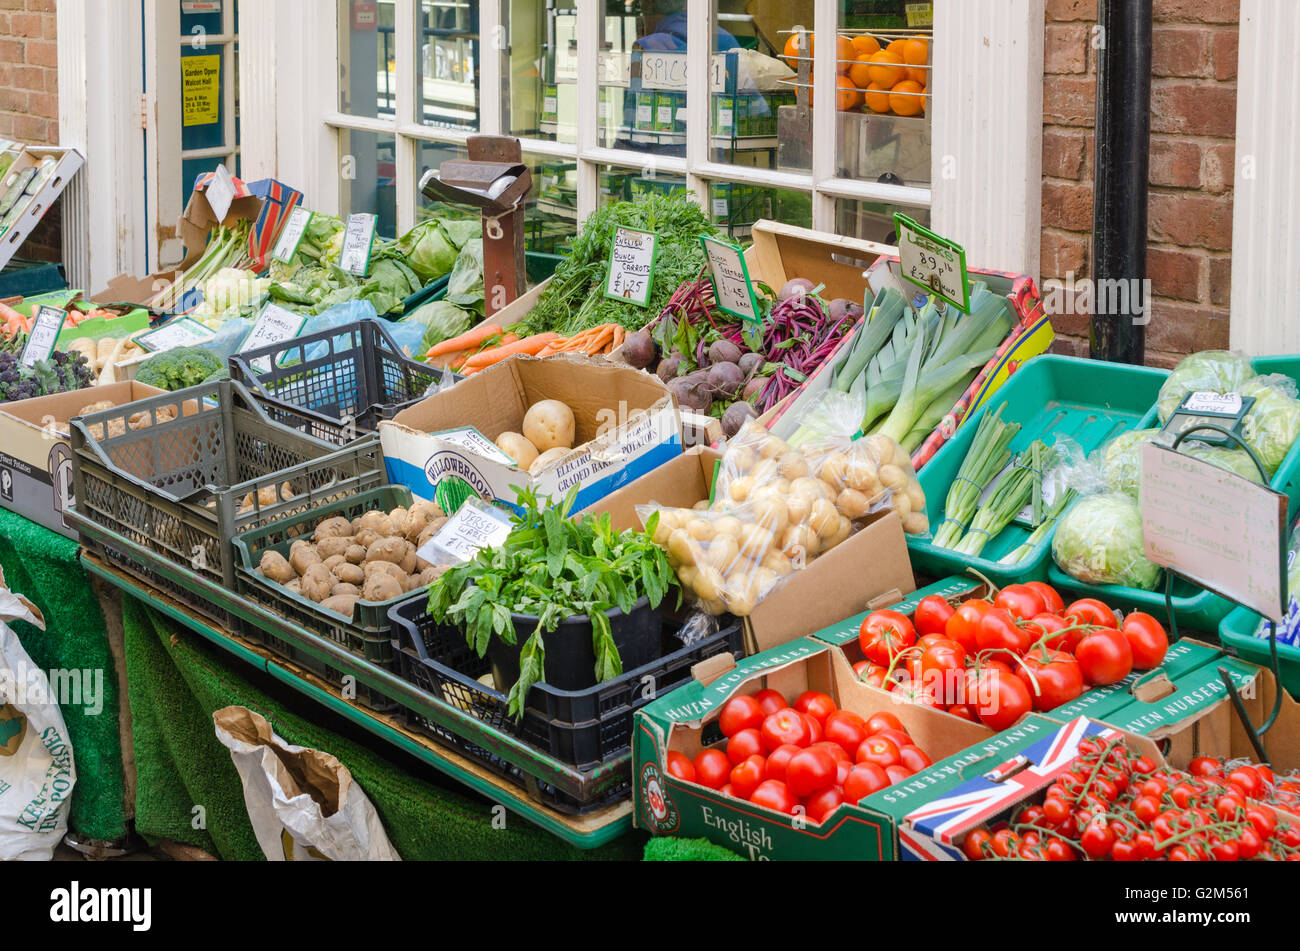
[{"x1": 182, "y1": 54, "x2": 221, "y2": 126}]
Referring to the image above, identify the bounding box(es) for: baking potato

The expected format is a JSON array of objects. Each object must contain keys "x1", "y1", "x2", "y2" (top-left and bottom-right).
[
  {"x1": 289, "y1": 543, "x2": 322, "y2": 577},
  {"x1": 387, "y1": 507, "x2": 409, "y2": 532},
  {"x1": 356, "y1": 511, "x2": 394, "y2": 537},
  {"x1": 398, "y1": 541, "x2": 417, "y2": 576},
  {"x1": 530, "y1": 447, "x2": 569, "y2": 475},
  {"x1": 345, "y1": 544, "x2": 366, "y2": 565},
  {"x1": 301, "y1": 564, "x2": 336, "y2": 603},
  {"x1": 496, "y1": 431, "x2": 539, "y2": 469},
  {"x1": 416, "y1": 516, "x2": 449, "y2": 551},
  {"x1": 522, "y1": 399, "x2": 576, "y2": 452},
  {"x1": 403, "y1": 501, "x2": 445, "y2": 542},
  {"x1": 362, "y1": 574, "x2": 403, "y2": 603},
  {"x1": 777, "y1": 452, "x2": 809, "y2": 481},
  {"x1": 354, "y1": 529, "x2": 381, "y2": 550},
  {"x1": 363, "y1": 561, "x2": 406, "y2": 585},
  {"x1": 365, "y1": 537, "x2": 407, "y2": 565},
  {"x1": 331, "y1": 582, "x2": 360, "y2": 598},
  {"x1": 258, "y1": 550, "x2": 293, "y2": 584},
  {"x1": 314, "y1": 516, "x2": 353, "y2": 541},
  {"x1": 417, "y1": 565, "x2": 447, "y2": 587},
  {"x1": 285, "y1": 578, "x2": 302, "y2": 595},
  {"x1": 320, "y1": 594, "x2": 359, "y2": 619},
  {"x1": 334, "y1": 562, "x2": 364, "y2": 586},
  {"x1": 902, "y1": 512, "x2": 930, "y2": 535},
  {"x1": 315, "y1": 536, "x2": 353, "y2": 560},
  {"x1": 322, "y1": 554, "x2": 346, "y2": 573},
  {"x1": 835, "y1": 488, "x2": 871, "y2": 520}
]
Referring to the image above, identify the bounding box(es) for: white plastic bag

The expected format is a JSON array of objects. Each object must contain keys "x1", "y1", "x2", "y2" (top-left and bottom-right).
[
  {"x1": 0, "y1": 567, "x2": 77, "y2": 861},
  {"x1": 213, "y1": 706, "x2": 400, "y2": 861}
]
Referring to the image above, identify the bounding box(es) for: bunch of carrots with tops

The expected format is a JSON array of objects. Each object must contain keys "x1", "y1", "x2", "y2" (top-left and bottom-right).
[
  {"x1": 425, "y1": 322, "x2": 627, "y2": 374},
  {"x1": 2, "y1": 300, "x2": 122, "y2": 338}
]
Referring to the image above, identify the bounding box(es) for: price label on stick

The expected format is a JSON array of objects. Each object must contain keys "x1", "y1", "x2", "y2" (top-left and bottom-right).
[
  {"x1": 241, "y1": 303, "x2": 308, "y2": 373},
  {"x1": 1139, "y1": 442, "x2": 1287, "y2": 622},
  {"x1": 136, "y1": 316, "x2": 215, "y2": 353},
  {"x1": 205, "y1": 163, "x2": 238, "y2": 223},
  {"x1": 416, "y1": 497, "x2": 513, "y2": 565},
  {"x1": 19, "y1": 306, "x2": 66, "y2": 367},
  {"x1": 340, "y1": 213, "x2": 377, "y2": 276},
  {"x1": 605, "y1": 227, "x2": 658, "y2": 308},
  {"x1": 701, "y1": 235, "x2": 761, "y2": 323},
  {"x1": 893, "y1": 213, "x2": 970, "y2": 313},
  {"x1": 272, "y1": 207, "x2": 313, "y2": 264}
]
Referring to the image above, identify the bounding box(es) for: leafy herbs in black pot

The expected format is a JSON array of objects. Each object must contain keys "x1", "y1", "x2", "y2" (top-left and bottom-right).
[{"x1": 426, "y1": 486, "x2": 680, "y2": 719}]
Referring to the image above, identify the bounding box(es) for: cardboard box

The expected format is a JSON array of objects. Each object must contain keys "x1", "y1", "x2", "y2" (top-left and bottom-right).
[
  {"x1": 585, "y1": 444, "x2": 916, "y2": 654},
  {"x1": 633, "y1": 636, "x2": 993, "y2": 859},
  {"x1": 380, "y1": 353, "x2": 683, "y2": 514},
  {"x1": 0, "y1": 381, "x2": 166, "y2": 538},
  {"x1": 0, "y1": 147, "x2": 84, "y2": 271}
]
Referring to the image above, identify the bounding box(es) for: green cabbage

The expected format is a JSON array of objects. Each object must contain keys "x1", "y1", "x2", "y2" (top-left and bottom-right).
[
  {"x1": 1098, "y1": 428, "x2": 1160, "y2": 496},
  {"x1": 1052, "y1": 492, "x2": 1162, "y2": 590},
  {"x1": 440, "y1": 218, "x2": 480, "y2": 250},
  {"x1": 446, "y1": 238, "x2": 485, "y2": 312},
  {"x1": 400, "y1": 299, "x2": 474, "y2": 352},
  {"x1": 1156, "y1": 350, "x2": 1256, "y2": 423},
  {"x1": 394, "y1": 219, "x2": 459, "y2": 284},
  {"x1": 1240, "y1": 376, "x2": 1300, "y2": 474}
]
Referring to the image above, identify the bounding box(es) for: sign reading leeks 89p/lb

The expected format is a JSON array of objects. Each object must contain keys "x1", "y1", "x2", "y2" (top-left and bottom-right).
[
  {"x1": 605, "y1": 227, "x2": 658, "y2": 307},
  {"x1": 893, "y1": 213, "x2": 970, "y2": 314},
  {"x1": 1139, "y1": 441, "x2": 1287, "y2": 622}
]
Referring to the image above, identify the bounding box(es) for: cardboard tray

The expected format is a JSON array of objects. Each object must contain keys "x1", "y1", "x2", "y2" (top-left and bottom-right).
[{"x1": 0, "y1": 147, "x2": 84, "y2": 271}]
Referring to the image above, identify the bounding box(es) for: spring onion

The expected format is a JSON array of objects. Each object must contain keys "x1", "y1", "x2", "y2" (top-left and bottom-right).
[
  {"x1": 932, "y1": 402, "x2": 1020, "y2": 549},
  {"x1": 952, "y1": 440, "x2": 1048, "y2": 557},
  {"x1": 999, "y1": 486, "x2": 1079, "y2": 565}
]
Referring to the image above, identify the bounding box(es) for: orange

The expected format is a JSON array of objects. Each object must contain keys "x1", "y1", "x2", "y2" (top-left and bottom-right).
[
  {"x1": 866, "y1": 49, "x2": 905, "y2": 87},
  {"x1": 835, "y1": 35, "x2": 856, "y2": 75},
  {"x1": 889, "y1": 79, "x2": 925, "y2": 116},
  {"x1": 863, "y1": 82, "x2": 891, "y2": 113},
  {"x1": 902, "y1": 37, "x2": 928, "y2": 65},
  {"x1": 851, "y1": 34, "x2": 881, "y2": 56},
  {"x1": 906, "y1": 65, "x2": 928, "y2": 84},
  {"x1": 847, "y1": 53, "x2": 875, "y2": 89},
  {"x1": 887, "y1": 39, "x2": 907, "y2": 57},
  {"x1": 782, "y1": 32, "x2": 811, "y2": 68},
  {"x1": 836, "y1": 74, "x2": 862, "y2": 110}
]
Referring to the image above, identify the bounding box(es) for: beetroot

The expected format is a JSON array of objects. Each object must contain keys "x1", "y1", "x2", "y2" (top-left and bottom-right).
[
  {"x1": 707, "y1": 361, "x2": 744, "y2": 398},
  {"x1": 738, "y1": 352, "x2": 764, "y2": 378},
  {"x1": 707, "y1": 338, "x2": 742, "y2": 366},
  {"x1": 621, "y1": 330, "x2": 657, "y2": 370},
  {"x1": 656, "y1": 354, "x2": 684, "y2": 382},
  {"x1": 721, "y1": 402, "x2": 757, "y2": 438},
  {"x1": 779, "y1": 278, "x2": 815, "y2": 300},
  {"x1": 667, "y1": 372, "x2": 712, "y2": 413}
]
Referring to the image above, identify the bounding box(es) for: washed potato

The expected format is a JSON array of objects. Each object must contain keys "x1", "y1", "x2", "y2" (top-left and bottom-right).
[{"x1": 522, "y1": 399, "x2": 576, "y2": 452}]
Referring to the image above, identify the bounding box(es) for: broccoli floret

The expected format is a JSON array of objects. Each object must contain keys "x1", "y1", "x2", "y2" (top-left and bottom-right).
[{"x1": 136, "y1": 346, "x2": 224, "y2": 391}]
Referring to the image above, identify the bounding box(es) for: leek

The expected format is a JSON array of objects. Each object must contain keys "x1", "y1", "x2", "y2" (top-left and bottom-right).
[
  {"x1": 833, "y1": 288, "x2": 905, "y2": 392},
  {"x1": 932, "y1": 403, "x2": 1020, "y2": 549}
]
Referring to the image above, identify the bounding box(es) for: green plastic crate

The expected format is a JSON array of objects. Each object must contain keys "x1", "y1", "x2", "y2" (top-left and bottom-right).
[
  {"x1": 908, "y1": 355, "x2": 1168, "y2": 586},
  {"x1": 1219, "y1": 607, "x2": 1300, "y2": 697},
  {"x1": 1049, "y1": 353, "x2": 1300, "y2": 633}
]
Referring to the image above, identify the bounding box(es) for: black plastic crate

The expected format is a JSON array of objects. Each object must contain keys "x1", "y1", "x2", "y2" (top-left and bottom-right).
[
  {"x1": 229, "y1": 318, "x2": 460, "y2": 446},
  {"x1": 389, "y1": 598, "x2": 744, "y2": 770}
]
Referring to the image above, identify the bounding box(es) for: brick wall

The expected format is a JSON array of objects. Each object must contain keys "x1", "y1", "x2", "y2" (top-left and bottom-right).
[
  {"x1": 0, "y1": 0, "x2": 60, "y2": 264},
  {"x1": 1042, "y1": 0, "x2": 1239, "y2": 368}
]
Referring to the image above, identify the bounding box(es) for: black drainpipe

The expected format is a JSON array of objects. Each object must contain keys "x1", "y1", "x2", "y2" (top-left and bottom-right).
[{"x1": 1090, "y1": 0, "x2": 1153, "y2": 364}]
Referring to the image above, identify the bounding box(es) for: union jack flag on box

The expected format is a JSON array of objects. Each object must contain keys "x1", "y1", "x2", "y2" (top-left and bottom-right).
[{"x1": 900, "y1": 717, "x2": 1120, "y2": 861}]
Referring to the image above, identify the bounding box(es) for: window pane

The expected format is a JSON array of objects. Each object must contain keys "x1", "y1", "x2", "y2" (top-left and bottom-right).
[
  {"x1": 835, "y1": 197, "x2": 929, "y2": 245},
  {"x1": 524, "y1": 152, "x2": 578, "y2": 255},
  {"x1": 338, "y1": 0, "x2": 396, "y2": 118},
  {"x1": 598, "y1": 3, "x2": 682, "y2": 155},
  {"x1": 597, "y1": 163, "x2": 688, "y2": 207},
  {"x1": 339, "y1": 127, "x2": 399, "y2": 236},
  {"x1": 709, "y1": 0, "x2": 796, "y2": 171},
  {"x1": 835, "y1": 3, "x2": 932, "y2": 187},
  {"x1": 419, "y1": 0, "x2": 480, "y2": 130},
  {"x1": 506, "y1": 0, "x2": 576, "y2": 143},
  {"x1": 707, "y1": 182, "x2": 811, "y2": 241}
]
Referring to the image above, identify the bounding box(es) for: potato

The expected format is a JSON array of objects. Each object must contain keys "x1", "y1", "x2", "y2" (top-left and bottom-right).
[
  {"x1": 530, "y1": 447, "x2": 569, "y2": 475},
  {"x1": 824, "y1": 516, "x2": 853, "y2": 551},
  {"x1": 749, "y1": 458, "x2": 779, "y2": 484},
  {"x1": 762, "y1": 551, "x2": 794, "y2": 576},
  {"x1": 844, "y1": 458, "x2": 880, "y2": 494},
  {"x1": 702, "y1": 535, "x2": 739, "y2": 573},
  {"x1": 791, "y1": 474, "x2": 831, "y2": 500},
  {"x1": 666, "y1": 529, "x2": 698, "y2": 568},
  {"x1": 335, "y1": 563, "x2": 364, "y2": 586},
  {"x1": 713, "y1": 515, "x2": 743, "y2": 539},
  {"x1": 354, "y1": 529, "x2": 381, "y2": 550},
  {"x1": 362, "y1": 574, "x2": 403, "y2": 603},
  {"x1": 836, "y1": 488, "x2": 872, "y2": 520},
  {"x1": 398, "y1": 541, "x2": 418, "y2": 576},
  {"x1": 364, "y1": 561, "x2": 406, "y2": 585},
  {"x1": 416, "y1": 518, "x2": 449, "y2": 551},
  {"x1": 365, "y1": 537, "x2": 407, "y2": 565},
  {"x1": 862, "y1": 433, "x2": 897, "y2": 463},
  {"x1": 323, "y1": 554, "x2": 346, "y2": 573},
  {"x1": 781, "y1": 523, "x2": 821, "y2": 559},
  {"x1": 403, "y1": 501, "x2": 445, "y2": 542},
  {"x1": 878, "y1": 463, "x2": 908, "y2": 492},
  {"x1": 522, "y1": 399, "x2": 576, "y2": 452},
  {"x1": 289, "y1": 543, "x2": 322, "y2": 577},
  {"x1": 729, "y1": 446, "x2": 757, "y2": 474},
  {"x1": 693, "y1": 565, "x2": 725, "y2": 602},
  {"x1": 818, "y1": 452, "x2": 850, "y2": 490},
  {"x1": 686, "y1": 518, "x2": 716, "y2": 543},
  {"x1": 356, "y1": 511, "x2": 394, "y2": 537},
  {"x1": 737, "y1": 523, "x2": 774, "y2": 560},
  {"x1": 784, "y1": 491, "x2": 812, "y2": 527},
  {"x1": 320, "y1": 594, "x2": 359, "y2": 619},
  {"x1": 285, "y1": 578, "x2": 302, "y2": 595},
  {"x1": 777, "y1": 452, "x2": 809, "y2": 481},
  {"x1": 496, "y1": 431, "x2": 539, "y2": 469},
  {"x1": 345, "y1": 544, "x2": 366, "y2": 565},
  {"x1": 316, "y1": 536, "x2": 353, "y2": 560},
  {"x1": 331, "y1": 582, "x2": 361, "y2": 598},
  {"x1": 697, "y1": 597, "x2": 726, "y2": 616},
  {"x1": 301, "y1": 564, "x2": 336, "y2": 603},
  {"x1": 676, "y1": 566, "x2": 698, "y2": 592},
  {"x1": 750, "y1": 496, "x2": 789, "y2": 537},
  {"x1": 258, "y1": 550, "x2": 293, "y2": 584},
  {"x1": 417, "y1": 565, "x2": 448, "y2": 587},
  {"x1": 757, "y1": 435, "x2": 790, "y2": 460},
  {"x1": 79, "y1": 400, "x2": 116, "y2": 416},
  {"x1": 728, "y1": 475, "x2": 755, "y2": 504},
  {"x1": 902, "y1": 512, "x2": 930, "y2": 535},
  {"x1": 906, "y1": 481, "x2": 927, "y2": 514},
  {"x1": 693, "y1": 500, "x2": 710, "y2": 511},
  {"x1": 892, "y1": 491, "x2": 913, "y2": 521},
  {"x1": 313, "y1": 516, "x2": 353, "y2": 541},
  {"x1": 238, "y1": 482, "x2": 293, "y2": 515},
  {"x1": 808, "y1": 497, "x2": 840, "y2": 538}
]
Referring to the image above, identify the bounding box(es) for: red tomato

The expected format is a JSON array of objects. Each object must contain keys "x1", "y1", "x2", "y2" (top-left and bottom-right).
[
  {"x1": 870, "y1": 727, "x2": 912, "y2": 749},
  {"x1": 1018, "y1": 648, "x2": 1084, "y2": 712},
  {"x1": 718, "y1": 694, "x2": 765, "y2": 737},
  {"x1": 866, "y1": 712, "x2": 905, "y2": 735},
  {"x1": 963, "y1": 828, "x2": 992, "y2": 860},
  {"x1": 994, "y1": 584, "x2": 1047, "y2": 621},
  {"x1": 726, "y1": 728, "x2": 765, "y2": 766},
  {"x1": 1025, "y1": 581, "x2": 1065, "y2": 614},
  {"x1": 1025, "y1": 612, "x2": 1080, "y2": 654},
  {"x1": 1121, "y1": 612, "x2": 1169, "y2": 670},
  {"x1": 919, "y1": 636, "x2": 967, "y2": 705},
  {"x1": 751, "y1": 688, "x2": 788, "y2": 717},
  {"x1": 857, "y1": 735, "x2": 901, "y2": 770},
  {"x1": 729, "y1": 754, "x2": 767, "y2": 799},
  {"x1": 898, "y1": 744, "x2": 932, "y2": 772},
  {"x1": 801, "y1": 712, "x2": 824, "y2": 744},
  {"x1": 885, "y1": 764, "x2": 914, "y2": 784},
  {"x1": 693, "y1": 749, "x2": 731, "y2": 789},
  {"x1": 1231, "y1": 767, "x2": 1266, "y2": 801},
  {"x1": 760, "y1": 709, "x2": 812, "y2": 752},
  {"x1": 914, "y1": 594, "x2": 956, "y2": 636},
  {"x1": 764, "y1": 744, "x2": 802, "y2": 783},
  {"x1": 856, "y1": 663, "x2": 891, "y2": 689},
  {"x1": 803, "y1": 785, "x2": 844, "y2": 824},
  {"x1": 749, "y1": 779, "x2": 798, "y2": 815},
  {"x1": 1063, "y1": 597, "x2": 1118, "y2": 629},
  {"x1": 976, "y1": 607, "x2": 1032, "y2": 655},
  {"x1": 945, "y1": 600, "x2": 991, "y2": 653},
  {"x1": 1075, "y1": 627, "x2": 1133, "y2": 686},
  {"x1": 842, "y1": 763, "x2": 889, "y2": 804},
  {"x1": 810, "y1": 740, "x2": 852, "y2": 763},
  {"x1": 720, "y1": 783, "x2": 735, "y2": 797},
  {"x1": 946, "y1": 703, "x2": 978, "y2": 722},
  {"x1": 666, "y1": 751, "x2": 695, "y2": 783},
  {"x1": 858, "y1": 609, "x2": 917, "y2": 666},
  {"x1": 965, "y1": 667, "x2": 1033, "y2": 731},
  {"x1": 834, "y1": 759, "x2": 852, "y2": 787},
  {"x1": 786, "y1": 746, "x2": 838, "y2": 797},
  {"x1": 793, "y1": 690, "x2": 837, "y2": 724},
  {"x1": 822, "y1": 710, "x2": 869, "y2": 757}
]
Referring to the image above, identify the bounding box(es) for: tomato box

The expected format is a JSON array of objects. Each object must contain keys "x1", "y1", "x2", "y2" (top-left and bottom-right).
[{"x1": 632, "y1": 636, "x2": 994, "y2": 860}]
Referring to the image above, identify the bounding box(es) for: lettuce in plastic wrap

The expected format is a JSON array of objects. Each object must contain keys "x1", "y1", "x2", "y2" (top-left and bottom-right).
[
  {"x1": 1097, "y1": 428, "x2": 1160, "y2": 496},
  {"x1": 1156, "y1": 350, "x2": 1256, "y2": 423},
  {"x1": 1182, "y1": 443, "x2": 1266, "y2": 483},
  {"x1": 1051, "y1": 492, "x2": 1162, "y2": 590},
  {"x1": 1240, "y1": 375, "x2": 1300, "y2": 474}
]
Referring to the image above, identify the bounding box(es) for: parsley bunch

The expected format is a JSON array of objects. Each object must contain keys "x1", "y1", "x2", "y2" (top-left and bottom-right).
[{"x1": 427, "y1": 486, "x2": 680, "y2": 719}]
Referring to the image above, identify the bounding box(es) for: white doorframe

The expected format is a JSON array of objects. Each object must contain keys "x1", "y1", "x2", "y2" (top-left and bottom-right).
[
  {"x1": 1230, "y1": 0, "x2": 1299, "y2": 355},
  {"x1": 56, "y1": 0, "x2": 148, "y2": 292}
]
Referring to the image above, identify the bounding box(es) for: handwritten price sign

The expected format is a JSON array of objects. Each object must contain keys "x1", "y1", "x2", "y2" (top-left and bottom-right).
[
  {"x1": 605, "y1": 227, "x2": 658, "y2": 308},
  {"x1": 894, "y1": 213, "x2": 970, "y2": 313}
]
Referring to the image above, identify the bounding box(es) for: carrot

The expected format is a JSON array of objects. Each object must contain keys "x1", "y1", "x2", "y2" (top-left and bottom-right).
[
  {"x1": 426, "y1": 323, "x2": 504, "y2": 358},
  {"x1": 581, "y1": 325, "x2": 616, "y2": 354},
  {"x1": 461, "y1": 333, "x2": 561, "y2": 370},
  {"x1": 612, "y1": 326, "x2": 625, "y2": 351}
]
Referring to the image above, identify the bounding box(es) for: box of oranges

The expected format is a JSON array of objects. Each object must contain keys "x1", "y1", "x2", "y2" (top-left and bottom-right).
[{"x1": 781, "y1": 31, "x2": 930, "y2": 118}]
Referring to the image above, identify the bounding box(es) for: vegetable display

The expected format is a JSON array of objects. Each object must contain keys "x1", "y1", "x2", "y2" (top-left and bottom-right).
[
  {"x1": 960, "y1": 739, "x2": 1300, "y2": 861},
  {"x1": 0, "y1": 349, "x2": 95, "y2": 404},
  {"x1": 665, "y1": 689, "x2": 937, "y2": 823},
  {"x1": 853, "y1": 580, "x2": 1167, "y2": 730},
  {"x1": 427, "y1": 486, "x2": 680, "y2": 718}
]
